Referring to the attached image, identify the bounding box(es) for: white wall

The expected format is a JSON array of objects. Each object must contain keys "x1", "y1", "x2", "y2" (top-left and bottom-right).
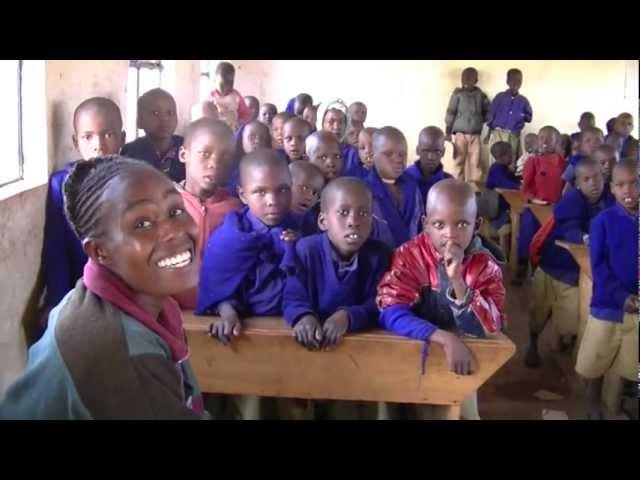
[{"x1": 231, "y1": 60, "x2": 639, "y2": 174}]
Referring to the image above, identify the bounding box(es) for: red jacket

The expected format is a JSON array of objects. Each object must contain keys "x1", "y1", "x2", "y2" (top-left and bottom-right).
[
  {"x1": 376, "y1": 233, "x2": 506, "y2": 340},
  {"x1": 521, "y1": 153, "x2": 566, "y2": 203}
]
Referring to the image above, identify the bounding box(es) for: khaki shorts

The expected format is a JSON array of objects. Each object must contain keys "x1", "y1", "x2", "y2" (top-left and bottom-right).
[
  {"x1": 575, "y1": 313, "x2": 639, "y2": 382},
  {"x1": 529, "y1": 268, "x2": 580, "y2": 336}
]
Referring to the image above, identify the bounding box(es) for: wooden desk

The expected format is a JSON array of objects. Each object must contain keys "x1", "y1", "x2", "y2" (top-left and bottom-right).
[
  {"x1": 556, "y1": 241, "x2": 592, "y2": 339},
  {"x1": 183, "y1": 314, "x2": 516, "y2": 420},
  {"x1": 528, "y1": 203, "x2": 553, "y2": 225},
  {"x1": 495, "y1": 189, "x2": 526, "y2": 276}
]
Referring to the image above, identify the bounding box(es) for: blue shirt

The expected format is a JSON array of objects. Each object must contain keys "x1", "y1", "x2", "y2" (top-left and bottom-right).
[
  {"x1": 405, "y1": 161, "x2": 452, "y2": 206},
  {"x1": 43, "y1": 161, "x2": 88, "y2": 311},
  {"x1": 486, "y1": 91, "x2": 533, "y2": 134},
  {"x1": 283, "y1": 233, "x2": 392, "y2": 331},
  {"x1": 121, "y1": 135, "x2": 185, "y2": 182},
  {"x1": 589, "y1": 204, "x2": 639, "y2": 322},
  {"x1": 540, "y1": 188, "x2": 615, "y2": 286}
]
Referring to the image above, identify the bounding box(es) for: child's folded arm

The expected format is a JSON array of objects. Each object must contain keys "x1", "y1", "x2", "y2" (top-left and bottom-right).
[
  {"x1": 341, "y1": 300, "x2": 379, "y2": 332},
  {"x1": 464, "y1": 258, "x2": 506, "y2": 335}
]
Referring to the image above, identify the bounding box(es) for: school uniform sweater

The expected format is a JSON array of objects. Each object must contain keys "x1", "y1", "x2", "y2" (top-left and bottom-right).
[
  {"x1": 589, "y1": 203, "x2": 639, "y2": 322},
  {"x1": 538, "y1": 188, "x2": 615, "y2": 286},
  {"x1": 283, "y1": 233, "x2": 392, "y2": 330},
  {"x1": 195, "y1": 207, "x2": 297, "y2": 317},
  {"x1": 405, "y1": 161, "x2": 453, "y2": 206},
  {"x1": 121, "y1": 134, "x2": 185, "y2": 183}
]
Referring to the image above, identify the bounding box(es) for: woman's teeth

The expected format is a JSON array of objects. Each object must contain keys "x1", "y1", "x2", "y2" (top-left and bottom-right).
[{"x1": 157, "y1": 250, "x2": 192, "y2": 269}]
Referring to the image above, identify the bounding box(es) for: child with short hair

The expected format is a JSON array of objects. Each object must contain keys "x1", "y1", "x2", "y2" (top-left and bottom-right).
[
  {"x1": 515, "y1": 132, "x2": 538, "y2": 178},
  {"x1": 514, "y1": 126, "x2": 566, "y2": 283},
  {"x1": 444, "y1": 67, "x2": 490, "y2": 182},
  {"x1": 576, "y1": 158, "x2": 638, "y2": 419},
  {"x1": 357, "y1": 127, "x2": 377, "y2": 170},
  {"x1": 195, "y1": 149, "x2": 298, "y2": 419},
  {"x1": 208, "y1": 62, "x2": 252, "y2": 131},
  {"x1": 259, "y1": 103, "x2": 277, "y2": 127},
  {"x1": 271, "y1": 111, "x2": 293, "y2": 150},
  {"x1": 592, "y1": 144, "x2": 617, "y2": 183},
  {"x1": 366, "y1": 126, "x2": 423, "y2": 249},
  {"x1": 283, "y1": 177, "x2": 392, "y2": 419},
  {"x1": 305, "y1": 131, "x2": 344, "y2": 182},
  {"x1": 525, "y1": 157, "x2": 615, "y2": 367},
  {"x1": 1, "y1": 157, "x2": 205, "y2": 419},
  {"x1": 173, "y1": 118, "x2": 243, "y2": 309},
  {"x1": 319, "y1": 99, "x2": 367, "y2": 178},
  {"x1": 486, "y1": 141, "x2": 521, "y2": 230},
  {"x1": 406, "y1": 126, "x2": 452, "y2": 205},
  {"x1": 244, "y1": 96, "x2": 260, "y2": 123},
  {"x1": 377, "y1": 179, "x2": 506, "y2": 419},
  {"x1": 613, "y1": 112, "x2": 638, "y2": 159},
  {"x1": 237, "y1": 120, "x2": 272, "y2": 157},
  {"x1": 485, "y1": 68, "x2": 533, "y2": 161},
  {"x1": 570, "y1": 112, "x2": 596, "y2": 143},
  {"x1": 191, "y1": 100, "x2": 219, "y2": 122},
  {"x1": 303, "y1": 104, "x2": 318, "y2": 133},
  {"x1": 43, "y1": 97, "x2": 125, "y2": 317},
  {"x1": 345, "y1": 123, "x2": 362, "y2": 147},
  {"x1": 348, "y1": 101, "x2": 367, "y2": 129},
  {"x1": 121, "y1": 88, "x2": 185, "y2": 182},
  {"x1": 283, "y1": 117, "x2": 312, "y2": 162},
  {"x1": 562, "y1": 126, "x2": 605, "y2": 187},
  {"x1": 289, "y1": 160, "x2": 325, "y2": 237}
]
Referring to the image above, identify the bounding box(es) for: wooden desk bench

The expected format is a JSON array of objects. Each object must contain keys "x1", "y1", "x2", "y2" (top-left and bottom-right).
[
  {"x1": 555, "y1": 241, "x2": 592, "y2": 340},
  {"x1": 183, "y1": 313, "x2": 516, "y2": 419},
  {"x1": 528, "y1": 203, "x2": 553, "y2": 225},
  {"x1": 495, "y1": 189, "x2": 526, "y2": 276}
]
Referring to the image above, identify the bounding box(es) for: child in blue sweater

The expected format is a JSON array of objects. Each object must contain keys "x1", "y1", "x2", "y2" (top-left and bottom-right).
[
  {"x1": 283, "y1": 177, "x2": 392, "y2": 418},
  {"x1": 576, "y1": 158, "x2": 639, "y2": 419}
]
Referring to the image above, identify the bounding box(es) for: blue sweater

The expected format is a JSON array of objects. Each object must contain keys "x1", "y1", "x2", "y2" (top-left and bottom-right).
[
  {"x1": 196, "y1": 207, "x2": 297, "y2": 317},
  {"x1": 43, "y1": 161, "x2": 88, "y2": 310},
  {"x1": 540, "y1": 188, "x2": 615, "y2": 286},
  {"x1": 366, "y1": 167, "x2": 424, "y2": 249},
  {"x1": 283, "y1": 233, "x2": 392, "y2": 331},
  {"x1": 121, "y1": 135, "x2": 185, "y2": 183},
  {"x1": 405, "y1": 161, "x2": 452, "y2": 206},
  {"x1": 341, "y1": 144, "x2": 368, "y2": 179},
  {"x1": 589, "y1": 204, "x2": 639, "y2": 322}
]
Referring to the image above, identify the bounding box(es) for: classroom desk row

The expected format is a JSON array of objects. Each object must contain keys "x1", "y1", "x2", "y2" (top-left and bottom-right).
[{"x1": 182, "y1": 314, "x2": 516, "y2": 420}]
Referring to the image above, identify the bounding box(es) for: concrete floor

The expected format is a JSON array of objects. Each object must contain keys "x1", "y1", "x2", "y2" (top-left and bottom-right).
[{"x1": 477, "y1": 268, "x2": 635, "y2": 421}]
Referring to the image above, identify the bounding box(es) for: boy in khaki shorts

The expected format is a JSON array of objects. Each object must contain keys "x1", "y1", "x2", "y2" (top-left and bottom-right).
[{"x1": 576, "y1": 158, "x2": 639, "y2": 420}]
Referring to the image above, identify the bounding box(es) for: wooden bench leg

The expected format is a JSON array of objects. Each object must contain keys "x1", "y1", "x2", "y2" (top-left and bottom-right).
[
  {"x1": 442, "y1": 405, "x2": 462, "y2": 420},
  {"x1": 509, "y1": 211, "x2": 520, "y2": 277}
]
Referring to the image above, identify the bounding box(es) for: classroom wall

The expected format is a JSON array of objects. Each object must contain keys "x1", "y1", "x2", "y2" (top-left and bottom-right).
[{"x1": 231, "y1": 60, "x2": 639, "y2": 175}]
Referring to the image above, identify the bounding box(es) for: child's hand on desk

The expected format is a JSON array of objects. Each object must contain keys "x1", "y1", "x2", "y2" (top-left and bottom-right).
[
  {"x1": 431, "y1": 329, "x2": 476, "y2": 376},
  {"x1": 293, "y1": 315, "x2": 323, "y2": 350},
  {"x1": 281, "y1": 229, "x2": 299, "y2": 242},
  {"x1": 209, "y1": 302, "x2": 242, "y2": 346},
  {"x1": 322, "y1": 310, "x2": 349, "y2": 350},
  {"x1": 623, "y1": 295, "x2": 639, "y2": 314}
]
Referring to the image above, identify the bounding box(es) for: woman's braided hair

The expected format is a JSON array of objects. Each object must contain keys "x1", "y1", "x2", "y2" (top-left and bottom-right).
[{"x1": 62, "y1": 155, "x2": 154, "y2": 240}]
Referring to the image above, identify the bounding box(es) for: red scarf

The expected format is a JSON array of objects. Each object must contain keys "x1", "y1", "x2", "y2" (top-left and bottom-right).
[{"x1": 83, "y1": 260, "x2": 189, "y2": 363}]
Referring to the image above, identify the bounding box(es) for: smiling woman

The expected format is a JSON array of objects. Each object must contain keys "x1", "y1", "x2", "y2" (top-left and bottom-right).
[{"x1": 0, "y1": 156, "x2": 206, "y2": 420}]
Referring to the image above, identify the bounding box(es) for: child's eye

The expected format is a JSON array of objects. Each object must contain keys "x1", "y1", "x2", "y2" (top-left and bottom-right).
[
  {"x1": 432, "y1": 221, "x2": 444, "y2": 229},
  {"x1": 280, "y1": 186, "x2": 291, "y2": 193},
  {"x1": 359, "y1": 210, "x2": 370, "y2": 217},
  {"x1": 152, "y1": 111, "x2": 160, "y2": 116},
  {"x1": 170, "y1": 207, "x2": 185, "y2": 218},
  {"x1": 457, "y1": 221, "x2": 469, "y2": 228},
  {"x1": 105, "y1": 132, "x2": 113, "y2": 139},
  {"x1": 82, "y1": 134, "x2": 92, "y2": 141},
  {"x1": 135, "y1": 219, "x2": 153, "y2": 229},
  {"x1": 339, "y1": 209, "x2": 348, "y2": 216}
]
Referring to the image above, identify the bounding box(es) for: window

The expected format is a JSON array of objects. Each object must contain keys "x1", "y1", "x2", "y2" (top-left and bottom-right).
[
  {"x1": 199, "y1": 60, "x2": 220, "y2": 101},
  {"x1": 624, "y1": 60, "x2": 638, "y2": 99},
  {"x1": 0, "y1": 61, "x2": 23, "y2": 188},
  {"x1": 126, "y1": 60, "x2": 164, "y2": 140},
  {"x1": 0, "y1": 60, "x2": 47, "y2": 201}
]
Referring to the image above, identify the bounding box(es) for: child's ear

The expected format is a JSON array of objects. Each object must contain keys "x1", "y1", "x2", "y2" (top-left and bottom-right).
[
  {"x1": 119, "y1": 130, "x2": 126, "y2": 150},
  {"x1": 82, "y1": 238, "x2": 112, "y2": 266},
  {"x1": 71, "y1": 133, "x2": 79, "y2": 151},
  {"x1": 179, "y1": 146, "x2": 187, "y2": 164},
  {"x1": 421, "y1": 214, "x2": 428, "y2": 233},
  {"x1": 237, "y1": 186, "x2": 248, "y2": 205},
  {"x1": 317, "y1": 211, "x2": 328, "y2": 232}
]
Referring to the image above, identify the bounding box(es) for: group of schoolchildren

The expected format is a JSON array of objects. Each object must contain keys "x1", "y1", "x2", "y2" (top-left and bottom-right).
[{"x1": 0, "y1": 62, "x2": 637, "y2": 420}]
